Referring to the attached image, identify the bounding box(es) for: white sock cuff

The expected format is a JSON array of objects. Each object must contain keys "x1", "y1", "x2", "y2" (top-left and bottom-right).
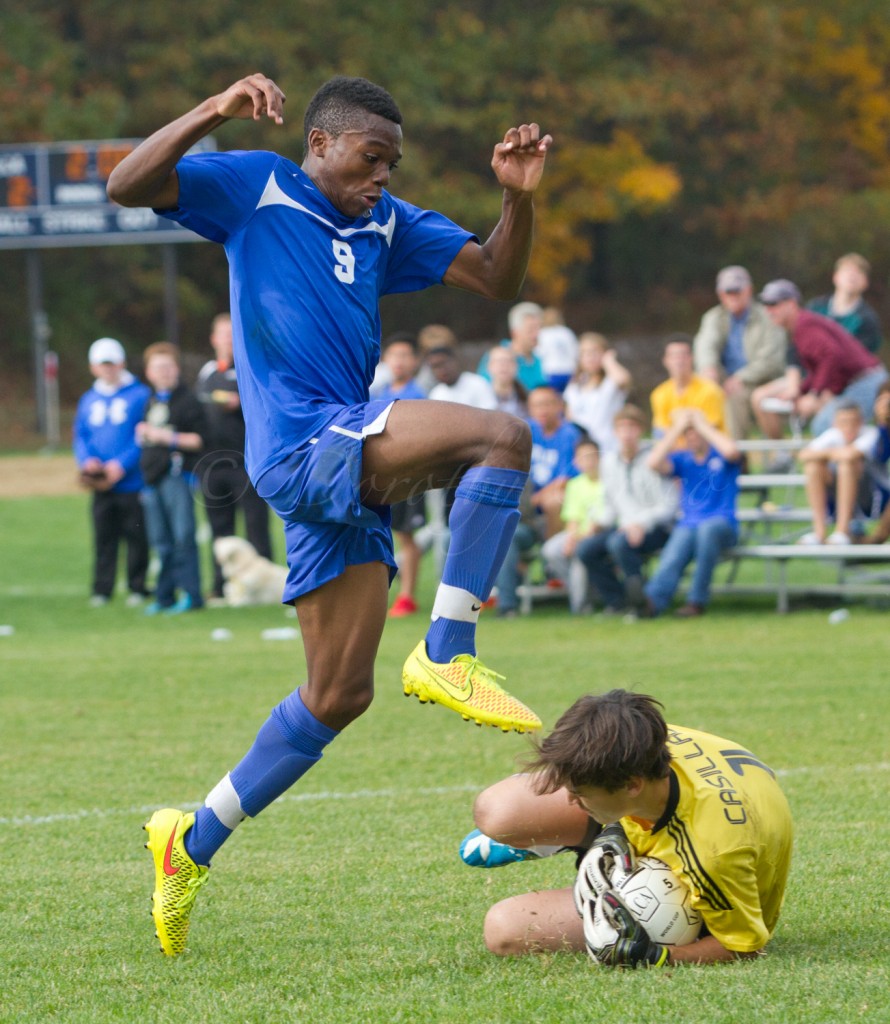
[
  {"x1": 430, "y1": 583, "x2": 482, "y2": 624},
  {"x1": 206, "y1": 772, "x2": 248, "y2": 828}
]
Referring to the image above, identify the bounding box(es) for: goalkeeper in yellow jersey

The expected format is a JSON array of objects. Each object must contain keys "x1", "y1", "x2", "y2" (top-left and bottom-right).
[{"x1": 459, "y1": 689, "x2": 793, "y2": 966}]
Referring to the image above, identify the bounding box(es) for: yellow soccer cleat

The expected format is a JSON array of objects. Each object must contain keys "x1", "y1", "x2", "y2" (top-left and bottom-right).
[
  {"x1": 402, "y1": 640, "x2": 542, "y2": 734},
  {"x1": 144, "y1": 808, "x2": 210, "y2": 956}
]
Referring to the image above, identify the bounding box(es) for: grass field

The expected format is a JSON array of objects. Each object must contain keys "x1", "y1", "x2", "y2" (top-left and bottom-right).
[{"x1": 1, "y1": 490, "x2": 889, "y2": 1024}]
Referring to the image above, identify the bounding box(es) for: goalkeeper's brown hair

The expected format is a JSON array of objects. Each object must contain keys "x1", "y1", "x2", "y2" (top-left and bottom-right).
[{"x1": 525, "y1": 690, "x2": 672, "y2": 794}]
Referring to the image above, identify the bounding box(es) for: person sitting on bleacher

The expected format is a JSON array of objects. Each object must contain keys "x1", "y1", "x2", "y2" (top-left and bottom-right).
[
  {"x1": 650, "y1": 333, "x2": 727, "y2": 443},
  {"x1": 752, "y1": 279, "x2": 888, "y2": 439},
  {"x1": 575, "y1": 405, "x2": 678, "y2": 614},
  {"x1": 806, "y1": 253, "x2": 884, "y2": 356},
  {"x1": 862, "y1": 382, "x2": 890, "y2": 543},
  {"x1": 642, "y1": 408, "x2": 742, "y2": 619},
  {"x1": 693, "y1": 265, "x2": 787, "y2": 440},
  {"x1": 799, "y1": 400, "x2": 889, "y2": 547}
]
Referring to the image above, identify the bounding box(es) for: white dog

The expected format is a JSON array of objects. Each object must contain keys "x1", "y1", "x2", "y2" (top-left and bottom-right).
[{"x1": 213, "y1": 536, "x2": 289, "y2": 607}]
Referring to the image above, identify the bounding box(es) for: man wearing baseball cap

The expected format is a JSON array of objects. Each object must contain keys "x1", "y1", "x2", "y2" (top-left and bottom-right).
[
  {"x1": 752, "y1": 279, "x2": 888, "y2": 437},
  {"x1": 693, "y1": 266, "x2": 787, "y2": 439},
  {"x1": 73, "y1": 337, "x2": 151, "y2": 607}
]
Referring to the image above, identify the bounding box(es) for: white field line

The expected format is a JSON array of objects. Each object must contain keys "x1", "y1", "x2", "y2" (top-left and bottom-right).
[
  {"x1": 0, "y1": 784, "x2": 482, "y2": 828},
  {"x1": 2, "y1": 764, "x2": 889, "y2": 830}
]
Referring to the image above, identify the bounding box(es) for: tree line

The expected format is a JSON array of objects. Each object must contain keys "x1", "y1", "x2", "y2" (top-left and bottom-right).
[{"x1": 2, "y1": 0, "x2": 889, "y2": 398}]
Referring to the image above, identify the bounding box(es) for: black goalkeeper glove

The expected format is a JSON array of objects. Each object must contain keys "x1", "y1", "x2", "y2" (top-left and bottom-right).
[{"x1": 584, "y1": 890, "x2": 670, "y2": 968}]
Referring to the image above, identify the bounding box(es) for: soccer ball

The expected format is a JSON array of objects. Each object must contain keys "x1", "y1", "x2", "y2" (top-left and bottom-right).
[{"x1": 612, "y1": 856, "x2": 702, "y2": 945}]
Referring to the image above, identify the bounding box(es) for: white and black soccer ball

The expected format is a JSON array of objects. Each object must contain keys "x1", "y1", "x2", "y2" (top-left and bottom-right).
[{"x1": 612, "y1": 856, "x2": 702, "y2": 946}]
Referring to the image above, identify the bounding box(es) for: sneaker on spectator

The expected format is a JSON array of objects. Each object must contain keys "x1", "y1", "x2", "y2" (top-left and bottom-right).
[
  {"x1": 88, "y1": 595, "x2": 109, "y2": 608},
  {"x1": 797, "y1": 532, "x2": 823, "y2": 546},
  {"x1": 827, "y1": 531, "x2": 851, "y2": 546}
]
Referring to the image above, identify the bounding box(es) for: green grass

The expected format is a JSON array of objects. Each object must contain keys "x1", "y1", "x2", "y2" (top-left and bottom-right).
[{"x1": 1, "y1": 491, "x2": 889, "y2": 1023}]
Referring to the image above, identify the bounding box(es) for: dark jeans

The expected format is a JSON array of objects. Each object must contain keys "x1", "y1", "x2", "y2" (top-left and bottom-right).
[
  {"x1": 90, "y1": 489, "x2": 149, "y2": 598},
  {"x1": 576, "y1": 525, "x2": 671, "y2": 609},
  {"x1": 199, "y1": 457, "x2": 272, "y2": 596},
  {"x1": 141, "y1": 473, "x2": 203, "y2": 608}
]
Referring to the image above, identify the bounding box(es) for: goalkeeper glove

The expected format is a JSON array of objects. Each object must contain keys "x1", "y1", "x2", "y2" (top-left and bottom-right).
[
  {"x1": 572, "y1": 822, "x2": 635, "y2": 916},
  {"x1": 584, "y1": 891, "x2": 670, "y2": 968}
]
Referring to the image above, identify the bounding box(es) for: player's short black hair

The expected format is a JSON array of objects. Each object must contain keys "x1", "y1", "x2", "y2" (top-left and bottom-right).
[{"x1": 303, "y1": 76, "x2": 402, "y2": 153}]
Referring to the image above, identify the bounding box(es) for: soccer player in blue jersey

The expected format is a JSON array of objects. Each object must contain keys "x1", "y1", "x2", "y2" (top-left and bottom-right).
[{"x1": 108, "y1": 72, "x2": 551, "y2": 955}]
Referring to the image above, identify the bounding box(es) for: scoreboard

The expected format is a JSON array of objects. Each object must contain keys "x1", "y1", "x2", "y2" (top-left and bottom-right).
[{"x1": 0, "y1": 138, "x2": 215, "y2": 249}]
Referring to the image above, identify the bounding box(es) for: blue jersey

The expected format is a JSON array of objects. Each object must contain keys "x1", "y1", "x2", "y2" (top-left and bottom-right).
[
  {"x1": 669, "y1": 447, "x2": 740, "y2": 527},
  {"x1": 528, "y1": 420, "x2": 580, "y2": 490},
  {"x1": 73, "y1": 375, "x2": 151, "y2": 493},
  {"x1": 158, "y1": 150, "x2": 473, "y2": 482}
]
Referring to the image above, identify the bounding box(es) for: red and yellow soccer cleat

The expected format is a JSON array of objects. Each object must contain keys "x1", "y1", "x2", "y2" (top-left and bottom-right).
[{"x1": 143, "y1": 808, "x2": 210, "y2": 956}]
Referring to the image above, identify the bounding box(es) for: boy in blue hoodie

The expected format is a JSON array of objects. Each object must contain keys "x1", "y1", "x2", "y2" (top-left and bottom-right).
[{"x1": 73, "y1": 337, "x2": 151, "y2": 606}]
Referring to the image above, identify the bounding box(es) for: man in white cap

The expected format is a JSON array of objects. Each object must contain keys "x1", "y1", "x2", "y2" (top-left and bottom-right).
[
  {"x1": 693, "y1": 266, "x2": 787, "y2": 439},
  {"x1": 752, "y1": 278, "x2": 888, "y2": 438},
  {"x1": 73, "y1": 337, "x2": 152, "y2": 606}
]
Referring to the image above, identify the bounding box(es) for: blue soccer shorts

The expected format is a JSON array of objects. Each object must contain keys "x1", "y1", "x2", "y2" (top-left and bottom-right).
[{"x1": 255, "y1": 400, "x2": 398, "y2": 602}]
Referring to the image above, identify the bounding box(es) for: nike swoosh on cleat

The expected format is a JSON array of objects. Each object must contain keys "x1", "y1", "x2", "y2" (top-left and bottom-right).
[
  {"x1": 417, "y1": 661, "x2": 473, "y2": 703},
  {"x1": 163, "y1": 826, "x2": 180, "y2": 876}
]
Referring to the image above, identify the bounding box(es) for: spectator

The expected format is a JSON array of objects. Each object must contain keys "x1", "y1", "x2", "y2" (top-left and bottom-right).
[
  {"x1": 73, "y1": 337, "x2": 151, "y2": 608},
  {"x1": 527, "y1": 385, "x2": 580, "y2": 539},
  {"x1": 427, "y1": 346, "x2": 497, "y2": 410},
  {"x1": 862, "y1": 382, "x2": 890, "y2": 542},
  {"x1": 414, "y1": 323, "x2": 459, "y2": 394},
  {"x1": 563, "y1": 332, "x2": 632, "y2": 453},
  {"x1": 375, "y1": 332, "x2": 428, "y2": 617},
  {"x1": 486, "y1": 345, "x2": 528, "y2": 418},
  {"x1": 535, "y1": 307, "x2": 579, "y2": 391},
  {"x1": 196, "y1": 312, "x2": 273, "y2": 600},
  {"x1": 477, "y1": 301, "x2": 548, "y2": 392},
  {"x1": 138, "y1": 342, "x2": 207, "y2": 614},
  {"x1": 643, "y1": 408, "x2": 741, "y2": 618},
  {"x1": 540, "y1": 438, "x2": 604, "y2": 613},
  {"x1": 693, "y1": 265, "x2": 787, "y2": 439},
  {"x1": 807, "y1": 253, "x2": 883, "y2": 355},
  {"x1": 650, "y1": 334, "x2": 727, "y2": 441},
  {"x1": 752, "y1": 279, "x2": 888, "y2": 438},
  {"x1": 575, "y1": 404, "x2": 677, "y2": 613},
  {"x1": 798, "y1": 401, "x2": 886, "y2": 546}
]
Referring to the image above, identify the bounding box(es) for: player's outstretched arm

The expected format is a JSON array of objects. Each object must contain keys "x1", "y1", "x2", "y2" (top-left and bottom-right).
[
  {"x1": 107, "y1": 74, "x2": 286, "y2": 210},
  {"x1": 444, "y1": 123, "x2": 552, "y2": 301}
]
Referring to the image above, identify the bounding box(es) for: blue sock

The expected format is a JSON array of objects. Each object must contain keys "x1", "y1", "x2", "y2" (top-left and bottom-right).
[
  {"x1": 425, "y1": 466, "x2": 526, "y2": 663},
  {"x1": 184, "y1": 688, "x2": 339, "y2": 866}
]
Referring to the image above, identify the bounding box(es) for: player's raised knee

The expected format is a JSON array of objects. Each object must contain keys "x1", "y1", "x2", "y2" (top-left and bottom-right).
[
  {"x1": 485, "y1": 411, "x2": 531, "y2": 470},
  {"x1": 473, "y1": 787, "x2": 520, "y2": 843}
]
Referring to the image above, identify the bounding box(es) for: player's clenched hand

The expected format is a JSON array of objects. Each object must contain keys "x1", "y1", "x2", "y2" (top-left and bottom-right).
[
  {"x1": 214, "y1": 74, "x2": 286, "y2": 125},
  {"x1": 492, "y1": 123, "x2": 552, "y2": 195},
  {"x1": 595, "y1": 890, "x2": 669, "y2": 968}
]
